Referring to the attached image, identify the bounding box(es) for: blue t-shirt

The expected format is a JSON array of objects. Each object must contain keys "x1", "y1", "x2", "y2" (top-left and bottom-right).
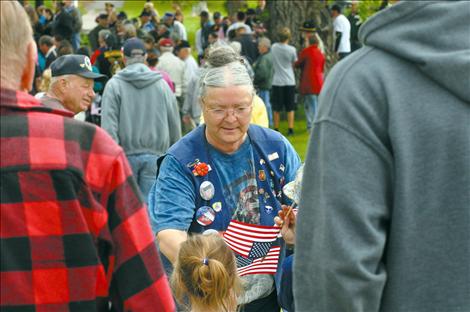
[
  {"x1": 148, "y1": 136, "x2": 300, "y2": 234},
  {"x1": 208, "y1": 137, "x2": 259, "y2": 224}
]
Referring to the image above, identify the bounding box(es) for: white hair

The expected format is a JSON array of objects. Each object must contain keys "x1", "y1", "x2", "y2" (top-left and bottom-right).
[
  {"x1": 98, "y1": 29, "x2": 112, "y2": 41},
  {"x1": 160, "y1": 46, "x2": 174, "y2": 53},
  {"x1": 229, "y1": 41, "x2": 242, "y2": 55},
  {"x1": 1, "y1": 1, "x2": 33, "y2": 89},
  {"x1": 198, "y1": 43, "x2": 253, "y2": 101},
  {"x1": 124, "y1": 55, "x2": 146, "y2": 65},
  {"x1": 49, "y1": 74, "x2": 73, "y2": 91},
  {"x1": 258, "y1": 37, "x2": 271, "y2": 49}
]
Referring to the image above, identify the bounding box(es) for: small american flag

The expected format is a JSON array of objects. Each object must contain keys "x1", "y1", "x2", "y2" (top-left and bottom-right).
[
  {"x1": 223, "y1": 220, "x2": 281, "y2": 258},
  {"x1": 235, "y1": 245, "x2": 281, "y2": 276}
]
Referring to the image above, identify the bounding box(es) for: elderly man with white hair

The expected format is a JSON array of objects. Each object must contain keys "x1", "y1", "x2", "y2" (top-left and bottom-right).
[
  {"x1": 40, "y1": 54, "x2": 105, "y2": 115},
  {"x1": 148, "y1": 44, "x2": 301, "y2": 311}
]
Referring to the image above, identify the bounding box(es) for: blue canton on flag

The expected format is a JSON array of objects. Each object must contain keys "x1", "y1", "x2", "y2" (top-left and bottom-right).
[
  {"x1": 223, "y1": 220, "x2": 281, "y2": 258},
  {"x1": 236, "y1": 254, "x2": 254, "y2": 268},
  {"x1": 223, "y1": 220, "x2": 283, "y2": 276},
  {"x1": 248, "y1": 241, "x2": 274, "y2": 259},
  {"x1": 236, "y1": 245, "x2": 281, "y2": 276}
]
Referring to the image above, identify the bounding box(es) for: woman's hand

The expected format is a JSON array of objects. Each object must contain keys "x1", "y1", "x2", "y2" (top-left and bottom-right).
[{"x1": 274, "y1": 205, "x2": 296, "y2": 246}]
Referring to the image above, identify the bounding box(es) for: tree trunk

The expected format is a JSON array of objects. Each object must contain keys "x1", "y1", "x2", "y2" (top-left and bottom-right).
[
  {"x1": 226, "y1": 0, "x2": 249, "y2": 18},
  {"x1": 266, "y1": 0, "x2": 335, "y2": 71}
]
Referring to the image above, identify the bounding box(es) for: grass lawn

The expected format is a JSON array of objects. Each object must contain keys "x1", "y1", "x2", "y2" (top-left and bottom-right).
[{"x1": 277, "y1": 108, "x2": 311, "y2": 161}]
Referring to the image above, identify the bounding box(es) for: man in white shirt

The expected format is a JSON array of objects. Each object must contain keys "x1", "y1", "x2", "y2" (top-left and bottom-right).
[
  {"x1": 177, "y1": 40, "x2": 198, "y2": 80},
  {"x1": 226, "y1": 11, "x2": 252, "y2": 37},
  {"x1": 158, "y1": 38, "x2": 188, "y2": 131},
  {"x1": 331, "y1": 4, "x2": 351, "y2": 60}
]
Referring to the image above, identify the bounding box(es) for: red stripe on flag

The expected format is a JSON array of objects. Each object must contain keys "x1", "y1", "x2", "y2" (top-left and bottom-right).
[
  {"x1": 223, "y1": 220, "x2": 281, "y2": 258},
  {"x1": 237, "y1": 246, "x2": 281, "y2": 276}
]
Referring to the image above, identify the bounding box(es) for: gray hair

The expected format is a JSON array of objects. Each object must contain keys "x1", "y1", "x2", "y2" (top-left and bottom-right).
[
  {"x1": 123, "y1": 23, "x2": 137, "y2": 38},
  {"x1": 160, "y1": 46, "x2": 174, "y2": 54},
  {"x1": 258, "y1": 37, "x2": 271, "y2": 49},
  {"x1": 98, "y1": 29, "x2": 112, "y2": 41},
  {"x1": 1, "y1": 1, "x2": 33, "y2": 89},
  {"x1": 198, "y1": 44, "x2": 253, "y2": 100},
  {"x1": 229, "y1": 41, "x2": 242, "y2": 54},
  {"x1": 50, "y1": 74, "x2": 72, "y2": 87},
  {"x1": 124, "y1": 55, "x2": 146, "y2": 65}
]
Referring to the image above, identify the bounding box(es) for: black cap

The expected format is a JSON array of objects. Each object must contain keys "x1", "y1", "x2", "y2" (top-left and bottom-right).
[
  {"x1": 139, "y1": 10, "x2": 151, "y2": 17},
  {"x1": 122, "y1": 38, "x2": 146, "y2": 57},
  {"x1": 178, "y1": 40, "x2": 191, "y2": 49},
  {"x1": 95, "y1": 13, "x2": 108, "y2": 23},
  {"x1": 97, "y1": 13, "x2": 108, "y2": 20},
  {"x1": 50, "y1": 55, "x2": 106, "y2": 80},
  {"x1": 299, "y1": 20, "x2": 317, "y2": 32},
  {"x1": 213, "y1": 11, "x2": 221, "y2": 19},
  {"x1": 117, "y1": 11, "x2": 127, "y2": 20},
  {"x1": 200, "y1": 10, "x2": 209, "y2": 18}
]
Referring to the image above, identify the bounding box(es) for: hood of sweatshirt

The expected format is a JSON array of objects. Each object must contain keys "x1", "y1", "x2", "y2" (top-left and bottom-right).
[
  {"x1": 114, "y1": 62, "x2": 162, "y2": 89},
  {"x1": 359, "y1": 1, "x2": 470, "y2": 102}
]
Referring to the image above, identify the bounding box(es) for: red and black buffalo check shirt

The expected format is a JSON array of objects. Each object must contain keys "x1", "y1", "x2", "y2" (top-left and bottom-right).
[{"x1": 0, "y1": 88, "x2": 175, "y2": 312}]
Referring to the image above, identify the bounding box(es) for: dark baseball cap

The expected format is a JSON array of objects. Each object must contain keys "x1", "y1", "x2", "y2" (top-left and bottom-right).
[
  {"x1": 50, "y1": 55, "x2": 106, "y2": 80},
  {"x1": 139, "y1": 10, "x2": 151, "y2": 17},
  {"x1": 178, "y1": 40, "x2": 191, "y2": 49},
  {"x1": 122, "y1": 38, "x2": 146, "y2": 57},
  {"x1": 300, "y1": 20, "x2": 317, "y2": 32},
  {"x1": 95, "y1": 13, "x2": 108, "y2": 22},
  {"x1": 213, "y1": 11, "x2": 221, "y2": 19}
]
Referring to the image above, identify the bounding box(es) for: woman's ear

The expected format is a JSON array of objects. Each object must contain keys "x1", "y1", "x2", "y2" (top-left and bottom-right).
[{"x1": 20, "y1": 41, "x2": 37, "y2": 92}]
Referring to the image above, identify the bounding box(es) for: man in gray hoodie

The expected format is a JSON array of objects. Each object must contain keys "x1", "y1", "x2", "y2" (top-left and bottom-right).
[
  {"x1": 294, "y1": 1, "x2": 469, "y2": 312},
  {"x1": 101, "y1": 38, "x2": 181, "y2": 203}
]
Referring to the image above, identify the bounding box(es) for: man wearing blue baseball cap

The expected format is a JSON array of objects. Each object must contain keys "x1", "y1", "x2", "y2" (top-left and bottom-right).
[
  {"x1": 101, "y1": 38, "x2": 181, "y2": 202},
  {"x1": 41, "y1": 54, "x2": 106, "y2": 114}
]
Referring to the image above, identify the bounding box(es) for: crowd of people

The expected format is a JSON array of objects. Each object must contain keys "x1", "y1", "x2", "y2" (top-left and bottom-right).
[
  {"x1": 1, "y1": 0, "x2": 469, "y2": 312},
  {"x1": 23, "y1": 0, "x2": 364, "y2": 136}
]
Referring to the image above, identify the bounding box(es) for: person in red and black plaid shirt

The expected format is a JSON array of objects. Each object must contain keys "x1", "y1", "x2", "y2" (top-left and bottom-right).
[{"x1": 0, "y1": 2, "x2": 175, "y2": 311}]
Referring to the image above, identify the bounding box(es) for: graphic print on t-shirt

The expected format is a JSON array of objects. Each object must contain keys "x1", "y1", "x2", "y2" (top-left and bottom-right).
[{"x1": 209, "y1": 139, "x2": 260, "y2": 224}]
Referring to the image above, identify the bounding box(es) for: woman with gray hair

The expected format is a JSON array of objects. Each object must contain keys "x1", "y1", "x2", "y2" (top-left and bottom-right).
[{"x1": 148, "y1": 44, "x2": 301, "y2": 311}]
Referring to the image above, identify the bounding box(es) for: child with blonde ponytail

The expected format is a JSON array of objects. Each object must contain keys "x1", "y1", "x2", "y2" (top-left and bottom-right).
[{"x1": 171, "y1": 233, "x2": 243, "y2": 312}]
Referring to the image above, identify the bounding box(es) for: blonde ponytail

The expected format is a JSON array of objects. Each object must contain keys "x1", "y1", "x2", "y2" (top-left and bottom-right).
[{"x1": 172, "y1": 234, "x2": 243, "y2": 311}]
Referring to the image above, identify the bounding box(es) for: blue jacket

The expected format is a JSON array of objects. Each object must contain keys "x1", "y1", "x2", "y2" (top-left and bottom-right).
[{"x1": 159, "y1": 124, "x2": 292, "y2": 232}]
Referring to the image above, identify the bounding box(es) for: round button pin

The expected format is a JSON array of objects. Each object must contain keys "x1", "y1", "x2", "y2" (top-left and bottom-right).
[
  {"x1": 203, "y1": 229, "x2": 219, "y2": 235},
  {"x1": 212, "y1": 201, "x2": 222, "y2": 212},
  {"x1": 196, "y1": 206, "x2": 216, "y2": 226},
  {"x1": 200, "y1": 181, "x2": 215, "y2": 201}
]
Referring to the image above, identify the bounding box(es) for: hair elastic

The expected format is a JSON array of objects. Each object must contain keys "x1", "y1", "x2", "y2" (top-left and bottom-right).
[{"x1": 202, "y1": 258, "x2": 209, "y2": 266}]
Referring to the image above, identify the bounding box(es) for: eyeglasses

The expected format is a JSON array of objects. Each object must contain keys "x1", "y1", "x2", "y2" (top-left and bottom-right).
[
  {"x1": 205, "y1": 105, "x2": 253, "y2": 119},
  {"x1": 202, "y1": 98, "x2": 253, "y2": 119}
]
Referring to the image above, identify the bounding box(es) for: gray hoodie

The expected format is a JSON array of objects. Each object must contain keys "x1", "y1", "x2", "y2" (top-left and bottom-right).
[
  {"x1": 101, "y1": 63, "x2": 181, "y2": 156},
  {"x1": 294, "y1": 1, "x2": 470, "y2": 312}
]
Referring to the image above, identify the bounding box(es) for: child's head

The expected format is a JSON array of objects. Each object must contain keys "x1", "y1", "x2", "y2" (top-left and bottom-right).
[
  {"x1": 39, "y1": 68, "x2": 52, "y2": 92},
  {"x1": 172, "y1": 233, "x2": 243, "y2": 312}
]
